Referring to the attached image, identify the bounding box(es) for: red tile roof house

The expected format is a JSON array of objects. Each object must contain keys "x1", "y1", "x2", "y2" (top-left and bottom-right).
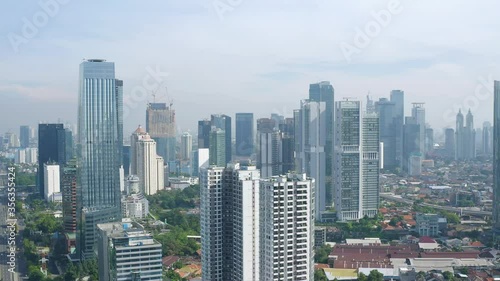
[{"x1": 162, "y1": 256, "x2": 180, "y2": 270}]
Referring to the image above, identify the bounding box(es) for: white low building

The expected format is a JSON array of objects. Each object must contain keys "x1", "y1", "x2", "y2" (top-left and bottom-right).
[{"x1": 44, "y1": 164, "x2": 60, "y2": 202}]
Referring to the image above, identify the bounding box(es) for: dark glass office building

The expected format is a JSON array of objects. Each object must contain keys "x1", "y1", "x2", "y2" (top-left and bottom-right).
[
  {"x1": 198, "y1": 120, "x2": 211, "y2": 149},
  {"x1": 20, "y1": 125, "x2": 30, "y2": 148},
  {"x1": 38, "y1": 123, "x2": 66, "y2": 197}
]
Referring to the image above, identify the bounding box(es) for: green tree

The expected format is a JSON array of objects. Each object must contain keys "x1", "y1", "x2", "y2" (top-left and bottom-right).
[
  {"x1": 358, "y1": 273, "x2": 368, "y2": 281},
  {"x1": 443, "y1": 271, "x2": 455, "y2": 280},
  {"x1": 314, "y1": 269, "x2": 328, "y2": 281},
  {"x1": 314, "y1": 244, "x2": 332, "y2": 264},
  {"x1": 16, "y1": 172, "x2": 36, "y2": 186},
  {"x1": 416, "y1": 271, "x2": 426, "y2": 281},
  {"x1": 27, "y1": 265, "x2": 45, "y2": 281},
  {"x1": 443, "y1": 212, "x2": 460, "y2": 224},
  {"x1": 367, "y1": 270, "x2": 384, "y2": 281}
]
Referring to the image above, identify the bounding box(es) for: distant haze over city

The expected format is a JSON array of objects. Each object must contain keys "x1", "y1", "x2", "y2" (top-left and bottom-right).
[{"x1": 2, "y1": 1, "x2": 500, "y2": 135}]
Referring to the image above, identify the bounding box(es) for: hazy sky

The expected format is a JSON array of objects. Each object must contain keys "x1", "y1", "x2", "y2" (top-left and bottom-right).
[{"x1": 2, "y1": 0, "x2": 500, "y2": 138}]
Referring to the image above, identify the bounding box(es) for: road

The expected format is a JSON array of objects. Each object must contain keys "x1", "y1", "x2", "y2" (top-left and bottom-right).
[{"x1": 380, "y1": 193, "x2": 492, "y2": 217}]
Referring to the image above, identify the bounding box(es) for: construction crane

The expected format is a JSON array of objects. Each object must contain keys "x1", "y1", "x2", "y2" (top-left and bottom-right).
[{"x1": 165, "y1": 87, "x2": 173, "y2": 109}]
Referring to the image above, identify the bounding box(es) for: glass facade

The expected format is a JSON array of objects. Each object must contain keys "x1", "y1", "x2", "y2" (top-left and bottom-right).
[
  {"x1": 77, "y1": 59, "x2": 123, "y2": 259},
  {"x1": 38, "y1": 123, "x2": 66, "y2": 197},
  {"x1": 235, "y1": 113, "x2": 254, "y2": 156}
]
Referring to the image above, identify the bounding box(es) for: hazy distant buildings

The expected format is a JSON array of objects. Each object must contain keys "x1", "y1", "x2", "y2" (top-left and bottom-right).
[
  {"x1": 146, "y1": 102, "x2": 176, "y2": 163},
  {"x1": 257, "y1": 118, "x2": 281, "y2": 178},
  {"x1": 493, "y1": 80, "x2": 500, "y2": 241},
  {"x1": 390, "y1": 90, "x2": 405, "y2": 169},
  {"x1": 180, "y1": 132, "x2": 192, "y2": 161},
  {"x1": 20, "y1": 125, "x2": 30, "y2": 148},
  {"x1": 455, "y1": 109, "x2": 476, "y2": 160},
  {"x1": 375, "y1": 98, "x2": 397, "y2": 171},
  {"x1": 334, "y1": 100, "x2": 380, "y2": 221},
  {"x1": 77, "y1": 59, "x2": 123, "y2": 260},
  {"x1": 482, "y1": 121, "x2": 493, "y2": 155},
  {"x1": 403, "y1": 116, "x2": 422, "y2": 174},
  {"x1": 411, "y1": 103, "x2": 426, "y2": 156},
  {"x1": 38, "y1": 123, "x2": 66, "y2": 197},
  {"x1": 15, "y1": 147, "x2": 37, "y2": 164},
  {"x1": 309, "y1": 81, "x2": 334, "y2": 208},
  {"x1": 211, "y1": 114, "x2": 232, "y2": 164},
  {"x1": 408, "y1": 154, "x2": 423, "y2": 176},
  {"x1": 295, "y1": 100, "x2": 326, "y2": 220},
  {"x1": 235, "y1": 113, "x2": 254, "y2": 156},
  {"x1": 444, "y1": 128, "x2": 455, "y2": 159},
  {"x1": 425, "y1": 127, "x2": 434, "y2": 155},
  {"x1": 280, "y1": 118, "x2": 295, "y2": 173}
]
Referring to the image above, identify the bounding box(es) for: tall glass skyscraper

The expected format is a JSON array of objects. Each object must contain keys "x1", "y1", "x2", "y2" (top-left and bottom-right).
[
  {"x1": 77, "y1": 59, "x2": 123, "y2": 260},
  {"x1": 309, "y1": 82, "x2": 334, "y2": 207},
  {"x1": 334, "y1": 100, "x2": 380, "y2": 221}
]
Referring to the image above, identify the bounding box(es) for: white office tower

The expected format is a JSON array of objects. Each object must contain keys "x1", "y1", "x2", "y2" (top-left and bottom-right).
[
  {"x1": 200, "y1": 166, "x2": 225, "y2": 281},
  {"x1": 121, "y1": 193, "x2": 149, "y2": 219},
  {"x1": 334, "y1": 100, "x2": 380, "y2": 221},
  {"x1": 181, "y1": 132, "x2": 193, "y2": 161},
  {"x1": 295, "y1": 100, "x2": 326, "y2": 220},
  {"x1": 227, "y1": 164, "x2": 261, "y2": 281},
  {"x1": 15, "y1": 149, "x2": 26, "y2": 164},
  {"x1": 259, "y1": 173, "x2": 315, "y2": 281},
  {"x1": 130, "y1": 125, "x2": 148, "y2": 175},
  {"x1": 26, "y1": 147, "x2": 37, "y2": 164},
  {"x1": 134, "y1": 132, "x2": 164, "y2": 195},
  {"x1": 97, "y1": 221, "x2": 163, "y2": 281},
  {"x1": 257, "y1": 129, "x2": 282, "y2": 178},
  {"x1": 156, "y1": 156, "x2": 164, "y2": 191},
  {"x1": 44, "y1": 164, "x2": 60, "y2": 202},
  {"x1": 193, "y1": 148, "x2": 210, "y2": 176},
  {"x1": 119, "y1": 166, "x2": 125, "y2": 193}
]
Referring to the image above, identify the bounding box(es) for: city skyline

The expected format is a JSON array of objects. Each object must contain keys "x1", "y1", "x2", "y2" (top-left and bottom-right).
[{"x1": 2, "y1": 1, "x2": 500, "y2": 135}]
